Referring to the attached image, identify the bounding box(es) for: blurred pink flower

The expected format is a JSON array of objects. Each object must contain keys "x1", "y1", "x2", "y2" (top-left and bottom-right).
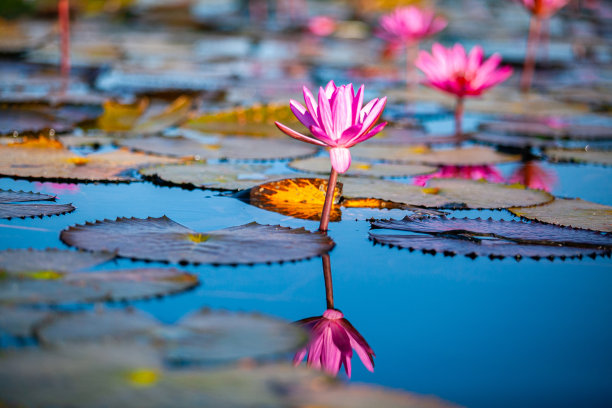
[
  {"x1": 377, "y1": 6, "x2": 447, "y2": 46},
  {"x1": 308, "y1": 15, "x2": 336, "y2": 37},
  {"x1": 509, "y1": 161, "x2": 556, "y2": 191},
  {"x1": 34, "y1": 182, "x2": 80, "y2": 195},
  {"x1": 275, "y1": 81, "x2": 387, "y2": 173},
  {"x1": 293, "y1": 309, "x2": 375, "y2": 378},
  {"x1": 516, "y1": 0, "x2": 569, "y2": 18},
  {"x1": 413, "y1": 165, "x2": 505, "y2": 186},
  {"x1": 416, "y1": 43, "x2": 513, "y2": 98}
]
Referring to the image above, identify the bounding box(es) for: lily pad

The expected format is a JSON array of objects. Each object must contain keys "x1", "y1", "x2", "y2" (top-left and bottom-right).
[
  {"x1": 0, "y1": 249, "x2": 198, "y2": 305},
  {"x1": 341, "y1": 178, "x2": 553, "y2": 209},
  {"x1": 250, "y1": 178, "x2": 342, "y2": 221},
  {"x1": 60, "y1": 216, "x2": 335, "y2": 265},
  {"x1": 370, "y1": 216, "x2": 612, "y2": 260},
  {"x1": 479, "y1": 120, "x2": 612, "y2": 140},
  {"x1": 0, "y1": 344, "x2": 458, "y2": 408},
  {"x1": 351, "y1": 145, "x2": 520, "y2": 166},
  {"x1": 38, "y1": 308, "x2": 307, "y2": 366},
  {"x1": 289, "y1": 157, "x2": 437, "y2": 178},
  {"x1": 509, "y1": 198, "x2": 612, "y2": 233},
  {"x1": 140, "y1": 162, "x2": 311, "y2": 191},
  {"x1": 119, "y1": 135, "x2": 318, "y2": 161},
  {"x1": 0, "y1": 143, "x2": 180, "y2": 182},
  {"x1": 471, "y1": 132, "x2": 561, "y2": 149},
  {"x1": 0, "y1": 306, "x2": 51, "y2": 338},
  {"x1": 543, "y1": 148, "x2": 612, "y2": 166},
  {"x1": 0, "y1": 107, "x2": 73, "y2": 136},
  {"x1": 0, "y1": 189, "x2": 75, "y2": 219},
  {"x1": 183, "y1": 103, "x2": 301, "y2": 137}
]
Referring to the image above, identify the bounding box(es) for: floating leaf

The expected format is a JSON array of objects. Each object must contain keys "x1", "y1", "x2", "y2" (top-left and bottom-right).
[
  {"x1": 0, "y1": 306, "x2": 50, "y2": 338},
  {"x1": 120, "y1": 135, "x2": 318, "y2": 161},
  {"x1": 0, "y1": 344, "x2": 458, "y2": 408},
  {"x1": 543, "y1": 148, "x2": 612, "y2": 166},
  {"x1": 509, "y1": 198, "x2": 612, "y2": 233},
  {"x1": 0, "y1": 249, "x2": 198, "y2": 305},
  {"x1": 38, "y1": 308, "x2": 307, "y2": 366},
  {"x1": 0, "y1": 21, "x2": 50, "y2": 55},
  {"x1": 351, "y1": 145, "x2": 519, "y2": 166},
  {"x1": 0, "y1": 107, "x2": 73, "y2": 136},
  {"x1": 140, "y1": 162, "x2": 311, "y2": 191},
  {"x1": 0, "y1": 189, "x2": 75, "y2": 219},
  {"x1": 479, "y1": 120, "x2": 612, "y2": 140},
  {"x1": 61, "y1": 216, "x2": 335, "y2": 265},
  {"x1": 471, "y1": 132, "x2": 560, "y2": 149},
  {"x1": 289, "y1": 157, "x2": 437, "y2": 178},
  {"x1": 341, "y1": 178, "x2": 553, "y2": 209},
  {"x1": 250, "y1": 178, "x2": 342, "y2": 221},
  {"x1": 0, "y1": 144, "x2": 180, "y2": 182},
  {"x1": 184, "y1": 103, "x2": 301, "y2": 137},
  {"x1": 370, "y1": 217, "x2": 612, "y2": 260},
  {"x1": 97, "y1": 96, "x2": 193, "y2": 134}
]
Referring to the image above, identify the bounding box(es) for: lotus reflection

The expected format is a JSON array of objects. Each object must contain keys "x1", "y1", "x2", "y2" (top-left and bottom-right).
[
  {"x1": 413, "y1": 165, "x2": 504, "y2": 186},
  {"x1": 509, "y1": 161, "x2": 556, "y2": 192},
  {"x1": 293, "y1": 254, "x2": 374, "y2": 378}
]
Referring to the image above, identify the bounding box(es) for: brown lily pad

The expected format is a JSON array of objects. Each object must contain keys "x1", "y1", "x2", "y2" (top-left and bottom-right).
[
  {"x1": 0, "y1": 189, "x2": 75, "y2": 219},
  {"x1": 288, "y1": 157, "x2": 437, "y2": 178},
  {"x1": 543, "y1": 148, "x2": 612, "y2": 166},
  {"x1": 140, "y1": 162, "x2": 312, "y2": 191},
  {"x1": 341, "y1": 178, "x2": 553, "y2": 209},
  {"x1": 351, "y1": 145, "x2": 519, "y2": 166},
  {"x1": 60, "y1": 216, "x2": 335, "y2": 265},
  {"x1": 119, "y1": 135, "x2": 318, "y2": 161},
  {"x1": 0, "y1": 143, "x2": 180, "y2": 182},
  {"x1": 509, "y1": 198, "x2": 612, "y2": 233}
]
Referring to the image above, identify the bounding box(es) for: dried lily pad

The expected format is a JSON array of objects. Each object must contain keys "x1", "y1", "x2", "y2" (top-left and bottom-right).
[
  {"x1": 60, "y1": 216, "x2": 335, "y2": 265},
  {"x1": 120, "y1": 135, "x2": 318, "y2": 161},
  {"x1": 0, "y1": 344, "x2": 458, "y2": 408},
  {"x1": 351, "y1": 145, "x2": 519, "y2": 166},
  {"x1": 97, "y1": 96, "x2": 193, "y2": 135},
  {"x1": 0, "y1": 143, "x2": 180, "y2": 182},
  {"x1": 341, "y1": 178, "x2": 553, "y2": 209},
  {"x1": 0, "y1": 189, "x2": 75, "y2": 219},
  {"x1": 38, "y1": 308, "x2": 306, "y2": 365},
  {"x1": 140, "y1": 162, "x2": 311, "y2": 191},
  {"x1": 250, "y1": 178, "x2": 342, "y2": 221},
  {"x1": 0, "y1": 248, "x2": 198, "y2": 305},
  {"x1": 509, "y1": 198, "x2": 612, "y2": 233},
  {"x1": 184, "y1": 103, "x2": 301, "y2": 137},
  {"x1": 288, "y1": 157, "x2": 437, "y2": 178},
  {"x1": 543, "y1": 148, "x2": 612, "y2": 166},
  {"x1": 370, "y1": 217, "x2": 612, "y2": 260}
]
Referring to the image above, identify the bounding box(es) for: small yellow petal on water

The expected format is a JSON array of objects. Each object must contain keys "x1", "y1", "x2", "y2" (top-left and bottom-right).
[
  {"x1": 126, "y1": 369, "x2": 160, "y2": 387},
  {"x1": 408, "y1": 145, "x2": 430, "y2": 154},
  {"x1": 187, "y1": 233, "x2": 210, "y2": 243},
  {"x1": 65, "y1": 157, "x2": 89, "y2": 166},
  {"x1": 354, "y1": 163, "x2": 372, "y2": 170},
  {"x1": 421, "y1": 187, "x2": 440, "y2": 194}
]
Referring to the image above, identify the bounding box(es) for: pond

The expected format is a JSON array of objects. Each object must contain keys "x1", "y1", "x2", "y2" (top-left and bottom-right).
[{"x1": 0, "y1": 1, "x2": 611, "y2": 407}]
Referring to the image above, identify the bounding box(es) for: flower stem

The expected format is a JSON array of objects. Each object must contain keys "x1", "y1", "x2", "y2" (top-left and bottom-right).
[
  {"x1": 521, "y1": 16, "x2": 542, "y2": 93},
  {"x1": 319, "y1": 167, "x2": 338, "y2": 233},
  {"x1": 322, "y1": 253, "x2": 334, "y2": 309},
  {"x1": 59, "y1": 0, "x2": 70, "y2": 77},
  {"x1": 454, "y1": 96, "x2": 464, "y2": 139}
]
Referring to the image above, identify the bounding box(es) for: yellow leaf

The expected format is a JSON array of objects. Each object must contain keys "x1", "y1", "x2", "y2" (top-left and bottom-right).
[{"x1": 98, "y1": 99, "x2": 149, "y2": 132}]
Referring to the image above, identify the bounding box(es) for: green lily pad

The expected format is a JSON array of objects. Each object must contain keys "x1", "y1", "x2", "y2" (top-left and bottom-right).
[
  {"x1": 543, "y1": 148, "x2": 612, "y2": 166},
  {"x1": 38, "y1": 308, "x2": 307, "y2": 365},
  {"x1": 289, "y1": 157, "x2": 437, "y2": 178},
  {"x1": 0, "y1": 249, "x2": 198, "y2": 305},
  {"x1": 0, "y1": 189, "x2": 75, "y2": 219},
  {"x1": 0, "y1": 344, "x2": 459, "y2": 408},
  {"x1": 509, "y1": 198, "x2": 612, "y2": 233},
  {"x1": 341, "y1": 178, "x2": 553, "y2": 209},
  {"x1": 370, "y1": 216, "x2": 612, "y2": 260},
  {"x1": 140, "y1": 162, "x2": 311, "y2": 191},
  {"x1": 351, "y1": 145, "x2": 519, "y2": 166},
  {"x1": 60, "y1": 216, "x2": 335, "y2": 265},
  {"x1": 0, "y1": 144, "x2": 180, "y2": 182},
  {"x1": 119, "y1": 135, "x2": 318, "y2": 161}
]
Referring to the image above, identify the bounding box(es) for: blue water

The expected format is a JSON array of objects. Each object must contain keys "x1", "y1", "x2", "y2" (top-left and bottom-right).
[{"x1": 1, "y1": 157, "x2": 611, "y2": 408}]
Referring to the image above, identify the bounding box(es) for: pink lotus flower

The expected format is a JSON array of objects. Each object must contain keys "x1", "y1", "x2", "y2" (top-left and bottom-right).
[
  {"x1": 509, "y1": 161, "x2": 556, "y2": 192},
  {"x1": 413, "y1": 165, "x2": 505, "y2": 186},
  {"x1": 293, "y1": 309, "x2": 375, "y2": 378},
  {"x1": 516, "y1": 0, "x2": 569, "y2": 18},
  {"x1": 377, "y1": 6, "x2": 447, "y2": 46},
  {"x1": 416, "y1": 43, "x2": 513, "y2": 98},
  {"x1": 275, "y1": 81, "x2": 387, "y2": 173},
  {"x1": 308, "y1": 15, "x2": 336, "y2": 37}
]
